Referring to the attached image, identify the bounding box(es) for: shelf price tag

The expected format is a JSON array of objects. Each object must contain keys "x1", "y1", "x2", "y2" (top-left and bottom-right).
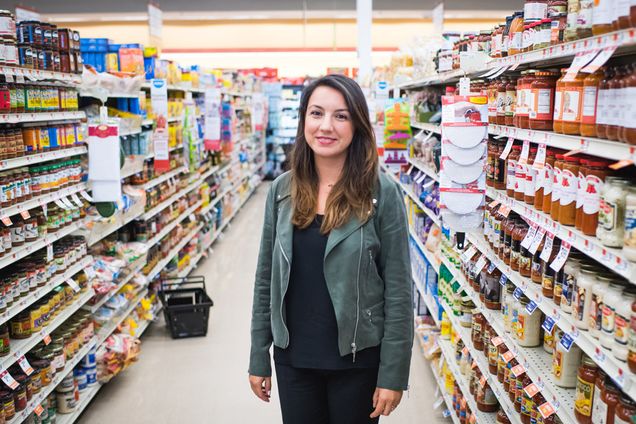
[
  {"x1": 491, "y1": 336, "x2": 504, "y2": 347},
  {"x1": 489, "y1": 199, "x2": 500, "y2": 208},
  {"x1": 442, "y1": 409, "x2": 452, "y2": 418},
  {"x1": 34, "y1": 404, "x2": 45, "y2": 417},
  {"x1": 594, "y1": 346, "x2": 606, "y2": 364},
  {"x1": 521, "y1": 224, "x2": 538, "y2": 250},
  {"x1": 462, "y1": 346, "x2": 469, "y2": 356},
  {"x1": 513, "y1": 287, "x2": 523, "y2": 300},
  {"x1": 543, "y1": 316, "x2": 556, "y2": 333},
  {"x1": 1, "y1": 216, "x2": 12, "y2": 226},
  {"x1": 47, "y1": 244, "x2": 53, "y2": 262},
  {"x1": 524, "y1": 383, "x2": 541, "y2": 398},
  {"x1": 581, "y1": 45, "x2": 618, "y2": 73},
  {"x1": 528, "y1": 227, "x2": 546, "y2": 255},
  {"x1": 17, "y1": 356, "x2": 34, "y2": 375},
  {"x1": 70, "y1": 193, "x2": 84, "y2": 208},
  {"x1": 540, "y1": 232, "x2": 556, "y2": 262},
  {"x1": 79, "y1": 190, "x2": 94, "y2": 202},
  {"x1": 0, "y1": 370, "x2": 18, "y2": 390},
  {"x1": 65, "y1": 278, "x2": 80, "y2": 293},
  {"x1": 502, "y1": 350, "x2": 516, "y2": 364},
  {"x1": 474, "y1": 255, "x2": 488, "y2": 274},
  {"x1": 526, "y1": 300, "x2": 538, "y2": 314},
  {"x1": 500, "y1": 137, "x2": 515, "y2": 160},
  {"x1": 20, "y1": 210, "x2": 30, "y2": 220},
  {"x1": 460, "y1": 246, "x2": 477, "y2": 263},
  {"x1": 538, "y1": 402, "x2": 556, "y2": 419},
  {"x1": 550, "y1": 241, "x2": 571, "y2": 272},
  {"x1": 42, "y1": 334, "x2": 52, "y2": 345},
  {"x1": 533, "y1": 143, "x2": 547, "y2": 169},
  {"x1": 519, "y1": 140, "x2": 530, "y2": 164},
  {"x1": 84, "y1": 266, "x2": 96, "y2": 279},
  {"x1": 471, "y1": 360, "x2": 478, "y2": 370},
  {"x1": 487, "y1": 262, "x2": 497, "y2": 274},
  {"x1": 511, "y1": 364, "x2": 526, "y2": 377},
  {"x1": 559, "y1": 332, "x2": 575, "y2": 352},
  {"x1": 500, "y1": 274, "x2": 508, "y2": 287}
]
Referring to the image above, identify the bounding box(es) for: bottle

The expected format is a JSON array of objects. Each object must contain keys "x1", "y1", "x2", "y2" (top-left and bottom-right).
[
  {"x1": 577, "y1": 0, "x2": 594, "y2": 38},
  {"x1": 566, "y1": 0, "x2": 581, "y2": 40},
  {"x1": 561, "y1": 72, "x2": 586, "y2": 135},
  {"x1": 553, "y1": 69, "x2": 567, "y2": 133},
  {"x1": 596, "y1": 67, "x2": 615, "y2": 139},
  {"x1": 574, "y1": 355, "x2": 598, "y2": 424},
  {"x1": 592, "y1": 0, "x2": 614, "y2": 35},
  {"x1": 600, "y1": 283, "x2": 625, "y2": 350},
  {"x1": 580, "y1": 68, "x2": 604, "y2": 137}
]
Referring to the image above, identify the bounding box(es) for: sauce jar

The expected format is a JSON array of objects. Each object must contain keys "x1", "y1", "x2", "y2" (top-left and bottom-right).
[
  {"x1": 542, "y1": 238, "x2": 561, "y2": 298},
  {"x1": 577, "y1": 0, "x2": 594, "y2": 38},
  {"x1": 517, "y1": 295, "x2": 542, "y2": 347},
  {"x1": 580, "y1": 68, "x2": 604, "y2": 137},
  {"x1": 553, "y1": 329, "x2": 583, "y2": 388},
  {"x1": 503, "y1": 219, "x2": 517, "y2": 265},
  {"x1": 540, "y1": 150, "x2": 557, "y2": 214},
  {"x1": 561, "y1": 255, "x2": 581, "y2": 314},
  {"x1": 625, "y1": 187, "x2": 636, "y2": 262},
  {"x1": 575, "y1": 355, "x2": 598, "y2": 423},
  {"x1": 596, "y1": 67, "x2": 615, "y2": 139},
  {"x1": 505, "y1": 78, "x2": 517, "y2": 126},
  {"x1": 506, "y1": 145, "x2": 521, "y2": 197},
  {"x1": 581, "y1": 160, "x2": 609, "y2": 236},
  {"x1": 494, "y1": 140, "x2": 507, "y2": 190},
  {"x1": 529, "y1": 71, "x2": 558, "y2": 130},
  {"x1": 592, "y1": 0, "x2": 613, "y2": 35},
  {"x1": 550, "y1": 153, "x2": 565, "y2": 220},
  {"x1": 553, "y1": 69, "x2": 567, "y2": 133},
  {"x1": 484, "y1": 264, "x2": 502, "y2": 309},
  {"x1": 565, "y1": 0, "x2": 581, "y2": 41},
  {"x1": 614, "y1": 288, "x2": 636, "y2": 362},
  {"x1": 514, "y1": 151, "x2": 527, "y2": 201},
  {"x1": 606, "y1": 66, "x2": 629, "y2": 142},
  {"x1": 600, "y1": 282, "x2": 625, "y2": 350},
  {"x1": 472, "y1": 312, "x2": 485, "y2": 351},
  {"x1": 511, "y1": 222, "x2": 528, "y2": 272},
  {"x1": 597, "y1": 178, "x2": 631, "y2": 248},
  {"x1": 497, "y1": 78, "x2": 508, "y2": 125},
  {"x1": 615, "y1": 394, "x2": 636, "y2": 424},
  {"x1": 509, "y1": 13, "x2": 525, "y2": 56},
  {"x1": 574, "y1": 158, "x2": 589, "y2": 231},
  {"x1": 561, "y1": 72, "x2": 586, "y2": 135},
  {"x1": 558, "y1": 156, "x2": 580, "y2": 226},
  {"x1": 573, "y1": 265, "x2": 599, "y2": 330},
  {"x1": 524, "y1": 147, "x2": 538, "y2": 205},
  {"x1": 518, "y1": 71, "x2": 536, "y2": 129},
  {"x1": 0, "y1": 390, "x2": 14, "y2": 421},
  {"x1": 532, "y1": 236, "x2": 545, "y2": 284}
]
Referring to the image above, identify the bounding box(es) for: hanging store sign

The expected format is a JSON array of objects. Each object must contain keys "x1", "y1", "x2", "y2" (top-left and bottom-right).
[
  {"x1": 151, "y1": 79, "x2": 170, "y2": 173},
  {"x1": 148, "y1": 3, "x2": 163, "y2": 39},
  {"x1": 204, "y1": 88, "x2": 222, "y2": 151}
]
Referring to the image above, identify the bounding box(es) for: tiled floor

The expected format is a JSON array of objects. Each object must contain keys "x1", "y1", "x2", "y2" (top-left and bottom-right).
[{"x1": 78, "y1": 183, "x2": 448, "y2": 423}]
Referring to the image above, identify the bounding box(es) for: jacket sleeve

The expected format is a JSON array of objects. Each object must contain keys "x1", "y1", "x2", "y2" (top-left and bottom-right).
[
  {"x1": 248, "y1": 184, "x2": 276, "y2": 377},
  {"x1": 377, "y1": 180, "x2": 414, "y2": 391}
]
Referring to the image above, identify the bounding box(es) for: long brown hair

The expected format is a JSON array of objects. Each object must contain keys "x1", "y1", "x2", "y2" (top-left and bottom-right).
[{"x1": 291, "y1": 74, "x2": 379, "y2": 233}]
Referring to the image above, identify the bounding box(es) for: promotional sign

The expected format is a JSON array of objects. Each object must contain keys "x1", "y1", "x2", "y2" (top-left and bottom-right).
[
  {"x1": 252, "y1": 93, "x2": 266, "y2": 132},
  {"x1": 148, "y1": 3, "x2": 163, "y2": 43},
  {"x1": 87, "y1": 122, "x2": 121, "y2": 202},
  {"x1": 15, "y1": 7, "x2": 41, "y2": 23},
  {"x1": 204, "y1": 88, "x2": 222, "y2": 151},
  {"x1": 151, "y1": 79, "x2": 170, "y2": 172}
]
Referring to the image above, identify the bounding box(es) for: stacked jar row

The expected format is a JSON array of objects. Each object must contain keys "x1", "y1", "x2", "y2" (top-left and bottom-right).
[
  {"x1": 0, "y1": 83, "x2": 79, "y2": 114},
  {"x1": 0, "y1": 236, "x2": 88, "y2": 314},
  {"x1": 482, "y1": 65, "x2": 636, "y2": 143},
  {"x1": 486, "y1": 138, "x2": 636, "y2": 255}
]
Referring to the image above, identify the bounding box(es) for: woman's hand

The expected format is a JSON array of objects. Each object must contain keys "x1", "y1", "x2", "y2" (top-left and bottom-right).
[
  {"x1": 249, "y1": 375, "x2": 272, "y2": 402},
  {"x1": 370, "y1": 387, "x2": 403, "y2": 418}
]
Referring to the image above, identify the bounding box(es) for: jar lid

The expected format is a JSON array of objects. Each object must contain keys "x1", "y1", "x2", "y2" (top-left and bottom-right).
[
  {"x1": 564, "y1": 156, "x2": 580, "y2": 163},
  {"x1": 512, "y1": 145, "x2": 522, "y2": 150}
]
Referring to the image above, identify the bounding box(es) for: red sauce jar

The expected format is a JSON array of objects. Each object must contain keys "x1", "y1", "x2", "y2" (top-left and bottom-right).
[
  {"x1": 529, "y1": 71, "x2": 558, "y2": 130},
  {"x1": 575, "y1": 355, "x2": 598, "y2": 424}
]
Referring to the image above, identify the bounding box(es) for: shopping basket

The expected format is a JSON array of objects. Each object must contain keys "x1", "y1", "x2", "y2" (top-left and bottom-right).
[{"x1": 158, "y1": 276, "x2": 214, "y2": 339}]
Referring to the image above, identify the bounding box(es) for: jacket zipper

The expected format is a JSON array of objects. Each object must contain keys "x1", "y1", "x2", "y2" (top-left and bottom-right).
[
  {"x1": 351, "y1": 226, "x2": 363, "y2": 363},
  {"x1": 278, "y1": 237, "x2": 291, "y2": 346}
]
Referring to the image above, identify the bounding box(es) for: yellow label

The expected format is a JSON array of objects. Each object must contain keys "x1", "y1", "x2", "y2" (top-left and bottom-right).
[{"x1": 575, "y1": 376, "x2": 594, "y2": 416}]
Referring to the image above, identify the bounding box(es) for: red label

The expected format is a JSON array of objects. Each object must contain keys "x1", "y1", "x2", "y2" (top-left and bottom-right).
[
  {"x1": 34, "y1": 404, "x2": 44, "y2": 416},
  {"x1": 43, "y1": 334, "x2": 52, "y2": 345},
  {"x1": 512, "y1": 364, "x2": 526, "y2": 377},
  {"x1": 502, "y1": 351, "x2": 516, "y2": 363},
  {"x1": 538, "y1": 402, "x2": 556, "y2": 418},
  {"x1": 524, "y1": 383, "x2": 540, "y2": 398}
]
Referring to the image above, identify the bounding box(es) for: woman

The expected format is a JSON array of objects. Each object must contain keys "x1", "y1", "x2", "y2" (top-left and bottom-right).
[{"x1": 249, "y1": 74, "x2": 413, "y2": 423}]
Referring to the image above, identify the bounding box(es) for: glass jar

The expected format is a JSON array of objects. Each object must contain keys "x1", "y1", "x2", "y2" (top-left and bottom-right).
[
  {"x1": 524, "y1": 148, "x2": 538, "y2": 206},
  {"x1": 485, "y1": 265, "x2": 502, "y2": 310},
  {"x1": 601, "y1": 283, "x2": 625, "y2": 350},
  {"x1": 629, "y1": 298, "x2": 636, "y2": 373},
  {"x1": 575, "y1": 355, "x2": 598, "y2": 423},
  {"x1": 497, "y1": 78, "x2": 508, "y2": 125},
  {"x1": 495, "y1": 140, "x2": 507, "y2": 191},
  {"x1": 517, "y1": 295, "x2": 542, "y2": 347},
  {"x1": 625, "y1": 187, "x2": 636, "y2": 262},
  {"x1": 561, "y1": 72, "x2": 586, "y2": 135},
  {"x1": 575, "y1": 159, "x2": 589, "y2": 231},
  {"x1": 503, "y1": 281, "x2": 516, "y2": 333},
  {"x1": 530, "y1": 71, "x2": 558, "y2": 130},
  {"x1": 582, "y1": 160, "x2": 610, "y2": 237},
  {"x1": 623, "y1": 66, "x2": 636, "y2": 145},
  {"x1": 615, "y1": 394, "x2": 636, "y2": 424},
  {"x1": 560, "y1": 255, "x2": 581, "y2": 314},
  {"x1": 559, "y1": 156, "x2": 580, "y2": 226},
  {"x1": 551, "y1": 153, "x2": 565, "y2": 220},
  {"x1": 542, "y1": 238, "x2": 560, "y2": 298},
  {"x1": 505, "y1": 78, "x2": 517, "y2": 126},
  {"x1": 553, "y1": 329, "x2": 583, "y2": 387},
  {"x1": 10, "y1": 310, "x2": 31, "y2": 339},
  {"x1": 509, "y1": 13, "x2": 525, "y2": 55},
  {"x1": 577, "y1": 0, "x2": 594, "y2": 38},
  {"x1": 511, "y1": 222, "x2": 528, "y2": 272},
  {"x1": 541, "y1": 150, "x2": 557, "y2": 214},
  {"x1": 592, "y1": 0, "x2": 613, "y2": 35},
  {"x1": 573, "y1": 265, "x2": 598, "y2": 330},
  {"x1": 580, "y1": 68, "x2": 604, "y2": 137},
  {"x1": 613, "y1": 289, "x2": 636, "y2": 362},
  {"x1": 606, "y1": 66, "x2": 629, "y2": 141},
  {"x1": 535, "y1": 149, "x2": 554, "y2": 211},
  {"x1": 544, "y1": 320, "x2": 557, "y2": 354},
  {"x1": 519, "y1": 71, "x2": 537, "y2": 129},
  {"x1": 589, "y1": 271, "x2": 610, "y2": 338},
  {"x1": 0, "y1": 390, "x2": 14, "y2": 421},
  {"x1": 553, "y1": 69, "x2": 567, "y2": 133},
  {"x1": 531, "y1": 236, "x2": 545, "y2": 284},
  {"x1": 506, "y1": 145, "x2": 521, "y2": 197},
  {"x1": 596, "y1": 67, "x2": 614, "y2": 139},
  {"x1": 565, "y1": 0, "x2": 581, "y2": 41},
  {"x1": 472, "y1": 312, "x2": 485, "y2": 351},
  {"x1": 597, "y1": 178, "x2": 631, "y2": 248},
  {"x1": 515, "y1": 153, "x2": 527, "y2": 201}
]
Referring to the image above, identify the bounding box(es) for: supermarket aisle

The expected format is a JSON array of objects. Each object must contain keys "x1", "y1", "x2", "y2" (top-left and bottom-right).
[{"x1": 79, "y1": 183, "x2": 446, "y2": 424}]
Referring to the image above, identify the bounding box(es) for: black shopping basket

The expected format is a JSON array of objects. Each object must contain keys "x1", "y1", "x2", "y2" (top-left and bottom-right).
[{"x1": 158, "y1": 276, "x2": 214, "y2": 339}]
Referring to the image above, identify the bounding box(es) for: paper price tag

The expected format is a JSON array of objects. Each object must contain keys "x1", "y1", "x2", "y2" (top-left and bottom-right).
[
  {"x1": 524, "y1": 383, "x2": 540, "y2": 398},
  {"x1": 528, "y1": 227, "x2": 546, "y2": 255},
  {"x1": 461, "y1": 246, "x2": 478, "y2": 263},
  {"x1": 1, "y1": 216, "x2": 12, "y2": 226},
  {"x1": 489, "y1": 199, "x2": 500, "y2": 208},
  {"x1": 542, "y1": 316, "x2": 556, "y2": 333},
  {"x1": 70, "y1": 193, "x2": 84, "y2": 207},
  {"x1": 471, "y1": 360, "x2": 478, "y2": 370},
  {"x1": 511, "y1": 364, "x2": 526, "y2": 377},
  {"x1": 66, "y1": 278, "x2": 80, "y2": 292},
  {"x1": 563, "y1": 50, "x2": 600, "y2": 81},
  {"x1": 34, "y1": 404, "x2": 44, "y2": 416},
  {"x1": 519, "y1": 140, "x2": 530, "y2": 164},
  {"x1": 60, "y1": 197, "x2": 75, "y2": 210},
  {"x1": 550, "y1": 241, "x2": 571, "y2": 272},
  {"x1": 41, "y1": 203, "x2": 47, "y2": 217},
  {"x1": 499, "y1": 274, "x2": 508, "y2": 286},
  {"x1": 47, "y1": 244, "x2": 53, "y2": 262},
  {"x1": 502, "y1": 350, "x2": 516, "y2": 364},
  {"x1": 521, "y1": 224, "x2": 538, "y2": 250},
  {"x1": 20, "y1": 210, "x2": 30, "y2": 220},
  {"x1": 0, "y1": 370, "x2": 18, "y2": 390},
  {"x1": 442, "y1": 409, "x2": 452, "y2": 418},
  {"x1": 500, "y1": 137, "x2": 515, "y2": 160},
  {"x1": 526, "y1": 300, "x2": 538, "y2": 314},
  {"x1": 487, "y1": 262, "x2": 497, "y2": 274},
  {"x1": 461, "y1": 346, "x2": 469, "y2": 357},
  {"x1": 5, "y1": 74, "x2": 13, "y2": 83},
  {"x1": 498, "y1": 204, "x2": 512, "y2": 217},
  {"x1": 17, "y1": 356, "x2": 34, "y2": 375},
  {"x1": 533, "y1": 143, "x2": 547, "y2": 169},
  {"x1": 513, "y1": 287, "x2": 523, "y2": 300},
  {"x1": 16, "y1": 75, "x2": 25, "y2": 84},
  {"x1": 540, "y1": 232, "x2": 555, "y2": 262},
  {"x1": 538, "y1": 402, "x2": 556, "y2": 419},
  {"x1": 479, "y1": 375, "x2": 487, "y2": 388},
  {"x1": 594, "y1": 346, "x2": 606, "y2": 363},
  {"x1": 559, "y1": 333, "x2": 575, "y2": 352},
  {"x1": 581, "y1": 45, "x2": 618, "y2": 73},
  {"x1": 80, "y1": 190, "x2": 94, "y2": 202},
  {"x1": 84, "y1": 266, "x2": 97, "y2": 279},
  {"x1": 491, "y1": 336, "x2": 504, "y2": 347},
  {"x1": 474, "y1": 255, "x2": 488, "y2": 274},
  {"x1": 54, "y1": 199, "x2": 70, "y2": 210},
  {"x1": 43, "y1": 334, "x2": 52, "y2": 345}
]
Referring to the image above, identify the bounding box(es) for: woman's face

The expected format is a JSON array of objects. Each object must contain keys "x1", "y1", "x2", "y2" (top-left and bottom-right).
[{"x1": 304, "y1": 86, "x2": 354, "y2": 162}]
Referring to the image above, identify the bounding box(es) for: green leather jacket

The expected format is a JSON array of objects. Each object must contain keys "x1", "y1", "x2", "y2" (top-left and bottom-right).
[{"x1": 249, "y1": 171, "x2": 414, "y2": 391}]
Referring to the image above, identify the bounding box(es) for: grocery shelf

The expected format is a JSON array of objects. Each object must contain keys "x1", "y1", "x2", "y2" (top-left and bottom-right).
[
  {"x1": 0, "y1": 66, "x2": 82, "y2": 85},
  {"x1": 0, "y1": 183, "x2": 88, "y2": 219},
  {"x1": 441, "y1": 251, "x2": 577, "y2": 424},
  {"x1": 146, "y1": 224, "x2": 203, "y2": 281},
  {"x1": 139, "y1": 176, "x2": 202, "y2": 221},
  {"x1": 489, "y1": 124, "x2": 635, "y2": 162},
  {"x1": 409, "y1": 228, "x2": 440, "y2": 274},
  {"x1": 398, "y1": 28, "x2": 636, "y2": 90},
  {"x1": 56, "y1": 382, "x2": 103, "y2": 424},
  {"x1": 199, "y1": 185, "x2": 233, "y2": 216},
  {"x1": 9, "y1": 337, "x2": 98, "y2": 424},
  {"x1": 411, "y1": 122, "x2": 441, "y2": 134},
  {"x1": 96, "y1": 288, "x2": 148, "y2": 346},
  {"x1": 406, "y1": 156, "x2": 439, "y2": 182},
  {"x1": 437, "y1": 335, "x2": 500, "y2": 424},
  {"x1": 120, "y1": 156, "x2": 146, "y2": 179},
  {"x1": 0, "y1": 217, "x2": 91, "y2": 271},
  {"x1": 486, "y1": 187, "x2": 636, "y2": 282},
  {"x1": 412, "y1": 272, "x2": 440, "y2": 327},
  {"x1": 0, "y1": 255, "x2": 93, "y2": 327},
  {"x1": 144, "y1": 143, "x2": 184, "y2": 160},
  {"x1": 85, "y1": 253, "x2": 148, "y2": 314},
  {"x1": 137, "y1": 166, "x2": 188, "y2": 191},
  {"x1": 438, "y1": 300, "x2": 522, "y2": 424},
  {"x1": 146, "y1": 200, "x2": 203, "y2": 248},
  {"x1": 429, "y1": 360, "x2": 461, "y2": 424},
  {"x1": 0, "y1": 146, "x2": 87, "y2": 172},
  {"x1": 87, "y1": 201, "x2": 145, "y2": 246},
  {"x1": 0, "y1": 288, "x2": 95, "y2": 374},
  {"x1": 0, "y1": 111, "x2": 85, "y2": 124},
  {"x1": 135, "y1": 317, "x2": 153, "y2": 338},
  {"x1": 464, "y1": 233, "x2": 636, "y2": 401}
]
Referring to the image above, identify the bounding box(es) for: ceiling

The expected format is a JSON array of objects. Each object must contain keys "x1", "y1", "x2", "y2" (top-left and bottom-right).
[{"x1": 9, "y1": 0, "x2": 522, "y2": 15}]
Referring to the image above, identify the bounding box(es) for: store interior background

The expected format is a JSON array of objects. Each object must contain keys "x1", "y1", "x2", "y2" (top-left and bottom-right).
[{"x1": 18, "y1": 0, "x2": 522, "y2": 78}]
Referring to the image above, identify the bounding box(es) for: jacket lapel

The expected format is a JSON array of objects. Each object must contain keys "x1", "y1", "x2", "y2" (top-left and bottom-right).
[
  {"x1": 324, "y1": 215, "x2": 365, "y2": 259},
  {"x1": 275, "y1": 175, "x2": 294, "y2": 261}
]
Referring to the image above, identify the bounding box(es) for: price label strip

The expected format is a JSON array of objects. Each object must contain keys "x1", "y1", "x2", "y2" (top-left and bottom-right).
[
  {"x1": 0, "y1": 370, "x2": 18, "y2": 390},
  {"x1": 474, "y1": 255, "x2": 489, "y2": 274},
  {"x1": 499, "y1": 274, "x2": 508, "y2": 287},
  {"x1": 542, "y1": 316, "x2": 556, "y2": 333},
  {"x1": 559, "y1": 332, "x2": 575, "y2": 352},
  {"x1": 526, "y1": 300, "x2": 538, "y2": 314},
  {"x1": 513, "y1": 287, "x2": 524, "y2": 301},
  {"x1": 524, "y1": 383, "x2": 541, "y2": 398},
  {"x1": 511, "y1": 364, "x2": 526, "y2": 377},
  {"x1": 66, "y1": 278, "x2": 80, "y2": 292},
  {"x1": 549, "y1": 241, "x2": 571, "y2": 272}
]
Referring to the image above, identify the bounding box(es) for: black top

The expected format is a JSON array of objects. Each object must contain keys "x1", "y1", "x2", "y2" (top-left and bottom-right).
[{"x1": 274, "y1": 215, "x2": 381, "y2": 369}]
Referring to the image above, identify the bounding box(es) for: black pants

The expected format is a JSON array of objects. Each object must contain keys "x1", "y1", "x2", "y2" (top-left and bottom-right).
[{"x1": 275, "y1": 363, "x2": 380, "y2": 424}]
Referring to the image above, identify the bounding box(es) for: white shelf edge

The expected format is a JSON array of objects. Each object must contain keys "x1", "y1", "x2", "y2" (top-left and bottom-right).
[
  {"x1": 0, "y1": 183, "x2": 88, "y2": 219},
  {"x1": 0, "y1": 146, "x2": 87, "y2": 172},
  {"x1": 138, "y1": 166, "x2": 187, "y2": 191},
  {"x1": 0, "y1": 111, "x2": 85, "y2": 124},
  {"x1": 409, "y1": 228, "x2": 440, "y2": 274},
  {"x1": 146, "y1": 200, "x2": 203, "y2": 248},
  {"x1": 86, "y1": 254, "x2": 148, "y2": 314},
  {"x1": 96, "y1": 288, "x2": 148, "y2": 346}
]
